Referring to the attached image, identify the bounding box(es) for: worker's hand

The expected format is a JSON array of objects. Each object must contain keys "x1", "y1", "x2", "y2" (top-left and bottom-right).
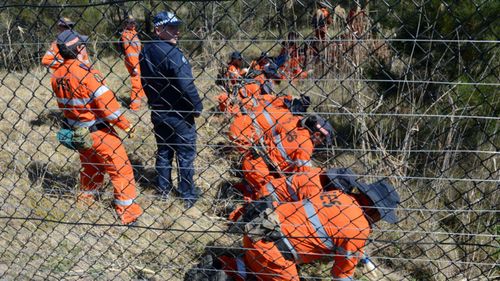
[
  {"x1": 131, "y1": 68, "x2": 139, "y2": 76},
  {"x1": 124, "y1": 126, "x2": 136, "y2": 138}
]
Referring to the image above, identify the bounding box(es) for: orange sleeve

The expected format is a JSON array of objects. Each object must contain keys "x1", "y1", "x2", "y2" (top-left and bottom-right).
[
  {"x1": 229, "y1": 115, "x2": 254, "y2": 152},
  {"x1": 325, "y1": 10, "x2": 333, "y2": 25},
  {"x1": 331, "y1": 239, "x2": 366, "y2": 280},
  {"x1": 84, "y1": 74, "x2": 130, "y2": 130},
  {"x1": 226, "y1": 65, "x2": 241, "y2": 85},
  {"x1": 293, "y1": 135, "x2": 314, "y2": 172},
  {"x1": 42, "y1": 42, "x2": 64, "y2": 70}
]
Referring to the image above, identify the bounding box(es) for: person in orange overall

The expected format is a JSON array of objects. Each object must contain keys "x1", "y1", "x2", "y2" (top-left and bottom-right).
[
  {"x1": 51, "y1": 30, "x2": 142, "y2": 225},
  {"x1": 266, "y1": 114, "x2": 333, "y2": 174},
  {"x1": 277, "y1": 33, "x2": 310, "y2": 83},
  {"x1": 237, "y1": 63, "x2": 285, "y2": 113},
  {"x1": 279, "y1": 56, "x2": 309, "y2": 83},
  {"x1": 242, "y1": 178, "x2": 400, "y2": 281},
  {"x1": 228, "y1": 112, "x2": 274, "y2": 196},
  {"x1": 258, "y1": 167, "x2": 323, "y2": 202},
  {"x1": 42, "y1": 17, "x2": 91, "y2": 70},
  {"x1": 229, "y1": 108, "x2": 325, "y2": 199},
  {"x1": 249, "y1": 52, "x2": 272, "y2": 73},
  {"x1": 226, "y1": 51, "x2": 244, "y2": 86},
  {"x1": 121, "y1": 16, "x2": 146, "y2": 111},
  {"x1": 347, "y1": 6, "x2": 366, "y2": 37},
  {"x1": 217, "y1": 52, "x2": 248, "y2": 112},
  {"x1": 312, "y1": 1, "x2": 333, "y2": 42}
]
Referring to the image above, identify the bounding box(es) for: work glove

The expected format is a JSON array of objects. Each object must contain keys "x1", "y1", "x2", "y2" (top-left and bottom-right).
[
  {"x1": 124, "y1": 126, "x2": 135, "y2": 138},
  {"x1": 131, "y1": 68, "x2": 139, "y2": 76}
]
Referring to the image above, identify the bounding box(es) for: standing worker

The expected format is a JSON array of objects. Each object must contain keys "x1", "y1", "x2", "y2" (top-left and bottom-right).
[
  {"x1": 42, "y1": 17, "x2": 91, "y2": 70},
  {"x1": 120, "y1": 16, "x2": 146, "y2": 111},
  {"x1": 140, "y1": 11, "x2": 203, "y2": 209},
  {"x1": 312, "y1": 1, "x2": 333, "y2": 42},
  {"x1": 51, "y1": 30, "x2": 142, "y2": 225}
]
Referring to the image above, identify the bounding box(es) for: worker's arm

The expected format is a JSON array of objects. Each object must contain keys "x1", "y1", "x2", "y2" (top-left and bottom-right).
[
  {"x1": 86, "y1": 75, "x2": 130, "y2": 130},
  {"x1": 170, "y1": 49, "x2": 203, "y2": 116},
  {"x1": 41, "y1": 42, "x2": 64, "y2": 70},
  {"x1": 331, "y1": 239, "x2": 366, "y2": 281}
]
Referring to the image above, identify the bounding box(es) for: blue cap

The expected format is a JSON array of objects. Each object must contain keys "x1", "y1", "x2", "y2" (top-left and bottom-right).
[
  {"x1": 56, "y1": 30, "x2": 88, "y2": 46},
  {"x1": 153, "y1": 11, "x2": 182, "y2": 27},
  {"x1": 301, "y1": 114, "x2": 334, "y2": 145},
  {"x1": 263, "y1": 63, "x2": 281, "y2": 79},
  {"x1": 230, "y1": 51, "x2": 242, "y2": 60},
  {"x1": 358, "y1": 180, "x2": 400, "y2": 224},
  {"x1": 323, "y1": 168, "x2": 400, "y2": 224}
]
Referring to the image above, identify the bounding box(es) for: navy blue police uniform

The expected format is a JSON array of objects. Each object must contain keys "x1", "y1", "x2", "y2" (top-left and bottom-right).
[{"x1": 140, "y1": 11, "x2": 203, "y2": 207}]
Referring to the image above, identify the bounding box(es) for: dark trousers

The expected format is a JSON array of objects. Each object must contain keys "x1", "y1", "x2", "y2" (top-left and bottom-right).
[{"x1": 152, "y1": 112, "x2": 197, "y2": 200}]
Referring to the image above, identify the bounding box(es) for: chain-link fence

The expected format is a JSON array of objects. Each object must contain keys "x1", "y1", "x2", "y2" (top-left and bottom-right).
[{"x1": 0, "y1": 0, "x2": 498, "y2": 280}]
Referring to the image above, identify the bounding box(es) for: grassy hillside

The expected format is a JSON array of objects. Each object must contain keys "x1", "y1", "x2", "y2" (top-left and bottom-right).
[{"x1": 0, "y1": 51, "x2": 497, "y2": 280}]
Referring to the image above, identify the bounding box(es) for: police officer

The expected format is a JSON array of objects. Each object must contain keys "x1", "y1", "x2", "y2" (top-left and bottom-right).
[{"x1": 140, "y1": 11, "x2": 203, "y2": 208}]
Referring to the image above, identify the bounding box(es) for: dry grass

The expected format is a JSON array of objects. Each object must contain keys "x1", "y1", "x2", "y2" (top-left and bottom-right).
[
  {"x1": 0, "y1": 62, "x2": 238, "y2": 280},
  {"x1": 0, "y1": 52, "x2": 497, "y2": 281}
]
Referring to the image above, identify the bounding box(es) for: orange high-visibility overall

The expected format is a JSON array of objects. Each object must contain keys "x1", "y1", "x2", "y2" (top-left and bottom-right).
[
  {"x1": 51, "y1": 59, "x2": 142, "y2": 224},
  {"x1": 226, "y1": 64, "x2": 242, "y2": 86},
  {"x1": 266, "y1": 116, "x2": 314, "y2": 173},
  {"x1": 121, "y1": 28, "x2": 145, "y2": 110},
  {"x1": 244, "y1": 190, "x2": 371, "y2": 280},
  {"x1": 259, "y1": 167, "x2": 323, "y2": 202},
  {"x1": 313, "y1": 8, "x2": 332, "y2": 41}
]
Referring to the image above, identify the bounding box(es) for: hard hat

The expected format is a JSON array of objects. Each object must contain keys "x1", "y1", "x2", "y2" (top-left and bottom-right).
[
  {"x1": 301, "y1": 114, "x2": 334, "y2": 145},
  {"x1": 230, "y1": 51, "x2": 243, "y2": 60},
  {"x1": 57, "y1": 30, "x2": 88, "y2": 46},
  {"x1": 57, "y1": 17, "x2": 75, "y2": 28},
  {"x1": 153, "y1": 11, "x2": 182, "y2": 27}
]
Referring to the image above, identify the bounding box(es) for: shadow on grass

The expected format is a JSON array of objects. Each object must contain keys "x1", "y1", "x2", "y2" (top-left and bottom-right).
[
  {"x1": 183, "y1": 243, "x2": 244, "y2": 281},
  {"x1": 118, "y1": 96, "x2": 132, "y2": 109},
  {"x1": 211, "y1": 179, "x2": 246, "y2": 218},
  {"x1": 27, "y1": 161, "x2": 77, "y2": 196},
  {"x1": 129, "y1": 156, "x2": 157, "y2": 190},
  {"x1": 30, "y1": 110, "x2": 63, "y2": 127}
]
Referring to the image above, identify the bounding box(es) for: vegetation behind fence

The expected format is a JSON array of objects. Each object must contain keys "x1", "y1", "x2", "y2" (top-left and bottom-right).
[{"x1": 0, "y1": 0, "x2": 498, "y2": 280}]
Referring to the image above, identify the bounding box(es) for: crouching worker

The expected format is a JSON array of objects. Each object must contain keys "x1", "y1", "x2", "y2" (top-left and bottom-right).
[
  {"x1": 241, "y1": 179, "x2": 400, "y2": 281},
  {"x1": 230, "y1": 173, "x2": 400, "y2": 281},
  {"x1": 51, "y1": 30, "x2": 142, "y2": 225}
]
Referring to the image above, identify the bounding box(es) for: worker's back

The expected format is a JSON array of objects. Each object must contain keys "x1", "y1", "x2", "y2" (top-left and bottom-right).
[{"x1": 276, "y1": 190, "x2": 370, "y2": 277}]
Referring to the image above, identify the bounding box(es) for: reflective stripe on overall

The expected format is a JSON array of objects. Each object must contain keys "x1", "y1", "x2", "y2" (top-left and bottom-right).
[
  {"x1": 279, "y1": 199, "x2": 362, "y2": 265},
  {"x1": 265, "y1": 175, "x2": 299, "y2": 202}
]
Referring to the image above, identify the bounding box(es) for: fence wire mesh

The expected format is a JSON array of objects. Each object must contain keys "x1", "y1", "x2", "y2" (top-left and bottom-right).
[{"x1": 0, "y1": 0, "x2": 498, "y2": 280}]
